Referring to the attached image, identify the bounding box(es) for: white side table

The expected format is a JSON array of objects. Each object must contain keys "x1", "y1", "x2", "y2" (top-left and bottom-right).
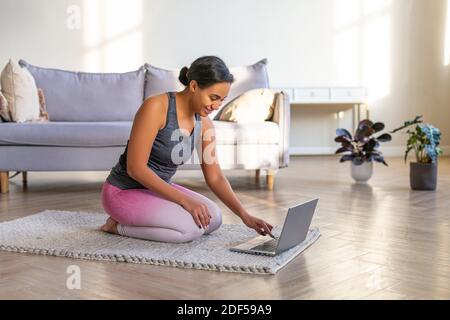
[{"x1": 271, "y1": 86, "x2": 369, "y2": 133}]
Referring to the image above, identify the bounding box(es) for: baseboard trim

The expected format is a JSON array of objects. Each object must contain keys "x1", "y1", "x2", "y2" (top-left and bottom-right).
[
  {"x1": 289, "y1": 147, "x2": 337, "y2": 155},
  {"x1": 289, "y1": 146, "x2": 450, "y2": 157}
]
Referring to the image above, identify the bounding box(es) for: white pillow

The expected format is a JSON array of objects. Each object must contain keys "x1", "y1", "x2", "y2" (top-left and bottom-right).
[
  {"x1": 216, "y1": 88, "x2": 276, "y2": 123},
  {"x1": 0, "y1": 58, "x2": 40, "y2": 122},
  {"x1": 0, "y1": 91, "x2": 10, "y2": 122}
]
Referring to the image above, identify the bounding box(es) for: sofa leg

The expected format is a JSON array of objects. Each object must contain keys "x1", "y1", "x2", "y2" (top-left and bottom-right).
[
  {"x1": 1, "y1": 171, "x2": 9, "y2": 194},
  {"x1": 255, "y1": 169, "x2": 260, "y2": 184},
  {"x1": 266, "y1": 169, "x2": 275, "y2": 190},
  {"x1": 22, "y1": 171, "x2": 28, "y2": 183}
]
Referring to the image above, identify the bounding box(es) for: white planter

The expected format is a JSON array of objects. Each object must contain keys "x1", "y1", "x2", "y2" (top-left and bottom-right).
[{"x1": 351, "y1": 161, "x2": 373, "y2": 183}]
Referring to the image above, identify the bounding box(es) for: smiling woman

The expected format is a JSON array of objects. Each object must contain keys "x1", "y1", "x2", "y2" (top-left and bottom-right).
[
  {"x1": 100, "y1": 56, "x2": 275, "y2": 244},
  {"x1": 177, "y1": 56, "x2": 234, "y2": 118}
]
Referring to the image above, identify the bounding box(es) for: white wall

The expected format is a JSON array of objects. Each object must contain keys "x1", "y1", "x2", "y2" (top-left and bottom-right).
[{"x1": 1, "y1": 0, "x2": 449, "y2": 155}]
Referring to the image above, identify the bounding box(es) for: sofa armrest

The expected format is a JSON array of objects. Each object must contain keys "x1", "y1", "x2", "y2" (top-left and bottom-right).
[{"x1": 269, "y1": 91, "x2": 290, "y2": 168}]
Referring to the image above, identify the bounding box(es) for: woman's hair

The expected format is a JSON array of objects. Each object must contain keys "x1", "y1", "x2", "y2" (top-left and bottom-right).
[{"x1": 178, "y1": 56, "x2": 234, "y2": 88}]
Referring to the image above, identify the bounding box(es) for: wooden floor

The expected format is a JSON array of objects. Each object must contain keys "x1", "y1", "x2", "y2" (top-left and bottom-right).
[{"x1": 1, "y1": 155, "x2": 449, "y2": 299}]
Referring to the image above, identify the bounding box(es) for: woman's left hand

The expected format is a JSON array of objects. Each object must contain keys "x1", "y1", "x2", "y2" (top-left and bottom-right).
[{"x1": 241, "y1": 214, "x2": 274, "y2": 237}]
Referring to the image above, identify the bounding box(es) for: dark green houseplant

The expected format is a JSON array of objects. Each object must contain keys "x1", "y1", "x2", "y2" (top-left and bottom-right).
[{"x1": 391, "y1": 115, "x2": 443, "y2": 190}]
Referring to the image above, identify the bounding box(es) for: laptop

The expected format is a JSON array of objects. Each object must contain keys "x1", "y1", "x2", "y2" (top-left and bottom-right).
[{"x1": 229, "y1": 198, "x2": 319, "y2": 256}]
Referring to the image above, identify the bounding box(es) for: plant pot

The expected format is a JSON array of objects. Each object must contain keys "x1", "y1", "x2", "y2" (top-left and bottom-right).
[
  {"x1": 410, "y1": 162, "x2": 437, "y2": 191},
  {"x1": 351, "y1": 161, "x2": 373, "y2": 183}
]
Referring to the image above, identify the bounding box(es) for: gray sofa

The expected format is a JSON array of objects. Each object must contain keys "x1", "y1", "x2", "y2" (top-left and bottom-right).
[{"x1": 0, "y1": 58, "x2": 290, "y2": 194}]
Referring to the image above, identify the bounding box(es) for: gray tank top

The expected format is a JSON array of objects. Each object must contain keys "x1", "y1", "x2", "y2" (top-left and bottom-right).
[{"x1": 106, "y1": 91, "x2": 202, "y2": 189}]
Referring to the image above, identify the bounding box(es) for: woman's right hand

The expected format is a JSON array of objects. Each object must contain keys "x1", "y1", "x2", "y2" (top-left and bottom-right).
[{"x1": 181, "y1": 196, "x2": 211, "y2": 230}]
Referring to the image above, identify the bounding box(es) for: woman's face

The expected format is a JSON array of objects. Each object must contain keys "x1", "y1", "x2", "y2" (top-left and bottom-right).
[{"x1": 190, "y1": 81, "x2": 231, "y2": 117}]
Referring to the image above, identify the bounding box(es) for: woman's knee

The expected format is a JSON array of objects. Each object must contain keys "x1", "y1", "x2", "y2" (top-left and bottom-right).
[
  {"x1": 204, "y1": 200, "x2": 222, "y2": 233},
  {"x1": 172, "y1": 203, "x2": 221, "y2": 242},
  {"x1": 172, "y1": 184, "x2": 222, "y2": 223},
  {"x1": 175, "y1": 225, "x2": 205, "y2": 243},
  {"x1": 211, "y1": 201, "x2": 222, "y2": 224}
]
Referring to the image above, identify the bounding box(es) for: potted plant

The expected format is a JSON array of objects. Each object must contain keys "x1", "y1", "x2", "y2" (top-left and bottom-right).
[
  {"x1": 335, "y1": 119, "x2": 392, "y2": 183},
  {"x1": 391, "y1": 115, "x2": 443, "y2": 190}
]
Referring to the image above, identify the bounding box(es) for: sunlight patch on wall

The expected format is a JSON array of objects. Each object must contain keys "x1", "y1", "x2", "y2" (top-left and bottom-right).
[
  {"x1": 333, "y1": 27, "x2": 360, "y2": 84},
  {"x1": 362, "y1": 13, "x2": 391, "y2": 103},
  {"x1": 82, "y1": 0, "x2": 143, "y2": 72},
  {"x1": 333, "y1": 0, "x2": 392, "y2": 103},
  {"x1": 334, "y1": 0, "x2": 360, "y2": 29},
  {"x1": 444, "y1": 0, "x2": 450, "y2": 66},
  {"x1": 362, "y1": 0, "x2": 392, "y2": 15}
]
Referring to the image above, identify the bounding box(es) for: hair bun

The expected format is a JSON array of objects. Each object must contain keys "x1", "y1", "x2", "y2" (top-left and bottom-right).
[{"x1": 178, "y1": 66, "x2": 190, "y2": 86}]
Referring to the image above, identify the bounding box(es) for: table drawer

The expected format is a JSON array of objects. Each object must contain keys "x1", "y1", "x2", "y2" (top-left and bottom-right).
[
  {"x1": 294, "y1": 88, "x2": 330, "y2": 102},
  {"x1": 331, "y1": 87, "x2": 367, "y2": 101}
]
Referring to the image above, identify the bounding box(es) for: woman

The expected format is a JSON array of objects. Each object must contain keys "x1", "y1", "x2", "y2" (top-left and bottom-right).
[{"x1": 100, "y1": 56, "x2": 274, "y2": 243}]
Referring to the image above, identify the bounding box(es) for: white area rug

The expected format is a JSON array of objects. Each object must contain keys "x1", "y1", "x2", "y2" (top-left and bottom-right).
[{"x1": 0, "y1": 210, "x2": 321, "y2": 275}]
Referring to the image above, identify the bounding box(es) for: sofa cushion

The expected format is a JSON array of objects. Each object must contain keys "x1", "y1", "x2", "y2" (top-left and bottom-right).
[
  {"x1": 144, "y1": 63, "x2": 185, "y2": 99},
  {"x1": 0, "y1": 121, "x2": 132, "y2": 147},
  {"x1": 0, "y1": 120, "x2": 279, "y2": 147},
  {"x1": 1, "y1": 58, "x2": 40, "y2": 123},
  {"x1": 18, "y1": 60, "x2": 146, "y2": 122},
  {"x1": 212, "y1": 120, "x2": 279, "y2": 145},
  {"x1": 144, "y1": 59, "x2": 270, "y2": 119},
  {"x1": 215, "y1": 88, "x2": 277, "y2": 123}
]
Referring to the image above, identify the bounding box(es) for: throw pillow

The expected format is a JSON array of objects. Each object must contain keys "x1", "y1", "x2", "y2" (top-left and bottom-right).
[
  {"x1": 0, "y1": 91, "x2": 11, "y2": 122},
  {"x1": 30, "y1": 88, "x2": 50, "y2": 122},
  {"x1": 216, "y1": 88, "x2": 277, "y2": 123},
  {"x1": 0, "y1": 58, "x2": 40, "y2": 122},
  {"x1": 0, "y1": 88, "x2": 47, "y2": 122}
]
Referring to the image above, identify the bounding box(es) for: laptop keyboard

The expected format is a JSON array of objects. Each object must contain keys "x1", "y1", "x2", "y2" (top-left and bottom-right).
[{"x1": 251, "y1": 239, "x2": 278, "y2": 252}]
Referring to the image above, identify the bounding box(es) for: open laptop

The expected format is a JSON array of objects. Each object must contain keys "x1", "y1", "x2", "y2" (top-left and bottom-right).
[{"x1": 229, "y1": 198, "x2": 319, "y2": 256}]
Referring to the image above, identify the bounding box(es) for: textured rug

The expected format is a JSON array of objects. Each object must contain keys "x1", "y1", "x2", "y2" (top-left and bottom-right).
[{"x1": 0, "y1": 210, "x2": 321, "y2": 275}]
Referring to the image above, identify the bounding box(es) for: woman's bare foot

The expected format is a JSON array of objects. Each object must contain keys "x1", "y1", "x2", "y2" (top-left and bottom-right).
[{"x1": 100, "y1": 217, "x2": 119, "y2": 234}]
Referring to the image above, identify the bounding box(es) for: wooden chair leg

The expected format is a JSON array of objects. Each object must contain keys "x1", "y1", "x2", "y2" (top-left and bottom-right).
[
  {"x1": 255, "y1": 169, "x2": 260, "y2": 184},
  {"x1": 266, "y1": 169, "x2": 275, "y2": 190},
  {"x1": 1, "y1": 171, "x2": 9, "y2": 194},
  {"x1": 22, "y1": 171, "x2": 27, "y2": 183}
]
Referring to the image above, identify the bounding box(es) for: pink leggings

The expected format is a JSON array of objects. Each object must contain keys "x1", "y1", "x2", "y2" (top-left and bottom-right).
[{"x1": 101, "y1": 181, "x2": 222, "y2": 243}]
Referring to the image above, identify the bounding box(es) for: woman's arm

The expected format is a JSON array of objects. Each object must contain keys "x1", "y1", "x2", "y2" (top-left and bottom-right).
[
  {"x1": 199, "y1": 117, "x2": 274, "y2": 236},
  {"x1": 204, "y1": 167, "x2": 248, "y2": 219}
]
